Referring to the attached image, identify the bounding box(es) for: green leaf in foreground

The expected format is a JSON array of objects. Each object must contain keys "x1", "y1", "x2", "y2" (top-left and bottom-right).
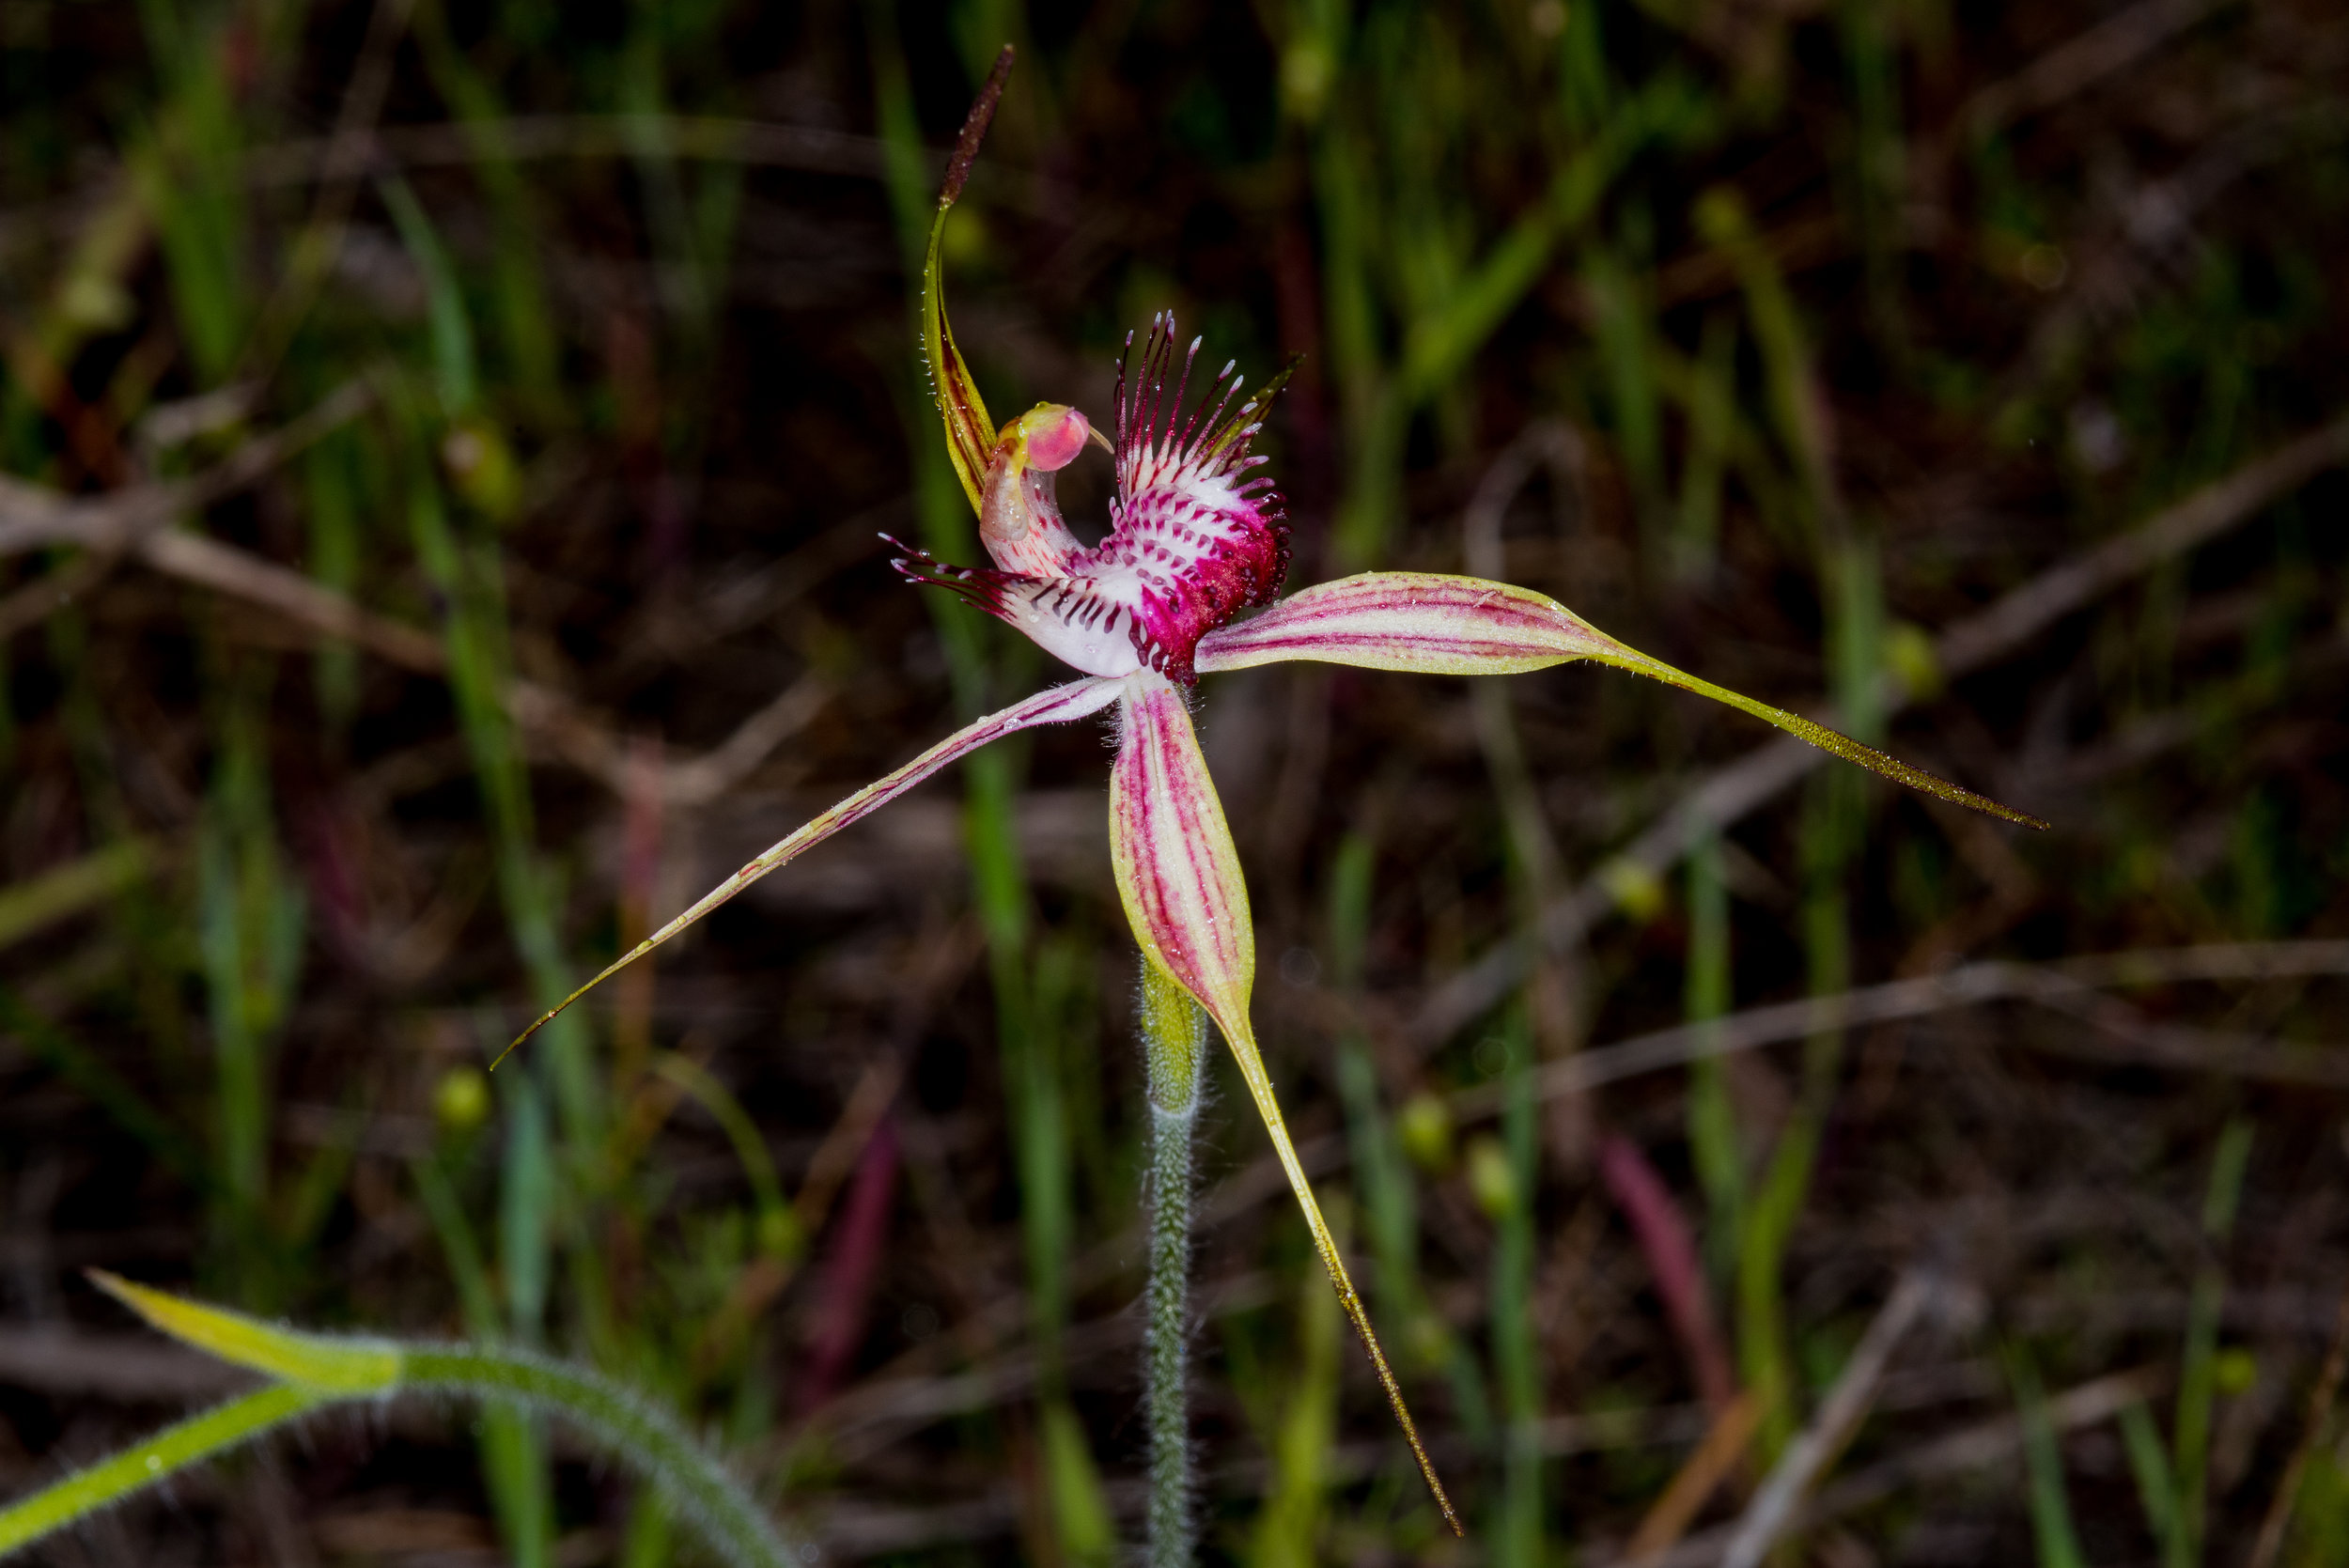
[{"x1": 0, "y1": 1277, "x2": 806, "y2": 1568}]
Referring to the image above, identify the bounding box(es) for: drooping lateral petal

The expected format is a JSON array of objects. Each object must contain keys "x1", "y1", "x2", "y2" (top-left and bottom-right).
[
  {"x1": 1107, "y1": 672, "x2": 1255, "y2": 1024},
  {"x1": 1195, "y1": 571, "x2": 2048, "y2": 830},
  {"x1": 1106, "y1": 670, "x2": 1461, "y2": 1535},
  {"x1": 503, "y1": 676, "x2": 1123, "y2": 1060}
]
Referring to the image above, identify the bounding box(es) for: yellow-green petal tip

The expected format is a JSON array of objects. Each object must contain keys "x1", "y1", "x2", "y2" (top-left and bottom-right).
[{"x1": 90, "y1": 1270, "x2": 403, "y2": 1394}]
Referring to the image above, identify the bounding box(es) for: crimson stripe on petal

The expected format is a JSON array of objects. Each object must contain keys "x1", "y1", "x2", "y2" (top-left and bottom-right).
[
  {"x1": 1194, "y1": 571, "x2": 1620, "y2": 675},
  {"x1": 1106, "y1": 668, "x2": 1462, "y2": 1532},
  {"x1": 1108, "y1": 671, "x2": 1253, "y2": 1032}
]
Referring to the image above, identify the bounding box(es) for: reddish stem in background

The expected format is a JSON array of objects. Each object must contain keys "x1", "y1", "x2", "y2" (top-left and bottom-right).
[
  {"x1": 797, "y1": 1116, "x2": 901, "y2": 1413},
  {"x1": 613, "y1": 732, "x2": 664, "y2": 1082},
  {"x1": 298, "y1": 797, "x2": 369, "y2": 966},
  {"x1": 1601, "y1": 1134, "x2": 1738, "y2": 1414}
]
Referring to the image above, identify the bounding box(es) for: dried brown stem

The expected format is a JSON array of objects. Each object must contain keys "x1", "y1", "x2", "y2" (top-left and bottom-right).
[
  {"x1": 1448, "y1": 939, "x2": 2349, "y2": 1119},
  {"x1": 0, "y1": 380, "x2": 376, "y2": 560},
  {"x1": 1957, "y1": 0, "x2": 2230, "y2": 141},
  {"x1": 1626, "y1": 1367, "x2": 2172, "y2": 1568},
  {"x1": 1718, "y1": 1268, "x2": 1937, "y2": 1568}
]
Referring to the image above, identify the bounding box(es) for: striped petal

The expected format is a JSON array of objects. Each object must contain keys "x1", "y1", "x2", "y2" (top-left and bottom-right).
[
  {"x1": 1195, "y1": 570, "x2": 1617, "y2": 675},
  {"x1": 503, "y1": 676, "x2": 1124, "y2": 1060},
  {"x1": 1109, "y1": 671, "x2": 1256, "y2": 1028},
  {"x1": 1196, "y1": 571, "x2": 2046, "y2": 830},
  {"x1": 1107, "y1": 670, "x2": 1460, "y2": 1534}
]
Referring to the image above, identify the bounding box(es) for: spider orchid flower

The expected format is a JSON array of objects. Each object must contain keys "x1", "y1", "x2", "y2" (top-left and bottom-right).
[{"x1": 510, "y1": 54, "x2": 2043, "y2": 1532}]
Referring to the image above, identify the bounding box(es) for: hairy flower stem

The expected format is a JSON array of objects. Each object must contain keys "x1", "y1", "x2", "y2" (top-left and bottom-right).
[
  {"x1": 1145, "y1": 1104, "x2": 1196, "y2": 1563},
  {"x1": 1139, "y1": 962, "x2": 1205, "y2": 1568},
  {"x1": 0, "y1": 1281, "x2": 804, "y2": 1568}
]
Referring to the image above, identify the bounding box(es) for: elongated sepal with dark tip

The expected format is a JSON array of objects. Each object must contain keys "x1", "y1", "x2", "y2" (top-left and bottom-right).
[
  {"x1": 923, "y1": 204, "x2": 996, "y2": 519},
  {"x1": 921, "y1": 48, "x2": 1014, "y2": 519},
  {"x1": 1108, "y1": 671, "x2": 1462, "y2": 1535},
  {"x1": 498, "y1": 676, "x2": 1123, "y2": 1066},
  {"x1": 1196, "y1": 571, "x2": 2048, "y2": 830}
]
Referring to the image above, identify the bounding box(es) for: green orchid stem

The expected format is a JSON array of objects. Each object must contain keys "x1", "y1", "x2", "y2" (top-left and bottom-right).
[
  {"x1": 0, "y1": 1344, "x2": 802, "y2": 1568},
  {"x1": 1140, "y1": 962, "x2": 1205, "y2": 1568}
]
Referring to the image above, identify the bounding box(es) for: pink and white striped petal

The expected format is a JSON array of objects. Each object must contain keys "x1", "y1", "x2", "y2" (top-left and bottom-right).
[
  {"x1": 1197, "y1": 571, "x2": 2046, "y2": 829},
  {"x1": 1194, "y1": 571, "x2": 1617, "y2": 675},
  {"x1": 1105, "y1": 668, "x2": 1460, "y2": 1533},
  {"x1": 504, "y1": 675, "x2": 1124, "y2": 1059},
  {"x1": 1108, "y1": 671, "x2": 1255, "y2": 1031}
]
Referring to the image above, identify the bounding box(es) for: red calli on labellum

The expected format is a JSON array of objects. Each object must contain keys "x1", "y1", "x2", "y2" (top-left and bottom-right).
[{"x1": 890, "y1": 313, "x2": 1294, "y2": 686}]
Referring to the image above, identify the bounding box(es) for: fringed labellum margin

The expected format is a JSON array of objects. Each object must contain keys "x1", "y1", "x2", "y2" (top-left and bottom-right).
[{"x1": 891, "y1": 317, "x2": 1297, "y2": 686}]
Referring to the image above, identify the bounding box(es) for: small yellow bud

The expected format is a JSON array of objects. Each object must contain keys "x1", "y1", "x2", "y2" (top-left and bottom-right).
[
  {"x1": 1694, "y1": 187, "x2": 1748, "y2": 247},
  {"x1": 755, "y1": 1206, "x2": 803, "y2": 1262},
  {"x1": 1395, "y1": 1092, "x2": 1455, "y2": 1174},
  {"x1": 1465, "y1": 1134, "x2": 1516, "y2": 1220},
  {"x1": 1601, "y1": 857, "x2": 1669, "y2": 924},
  {"x1": 60, "y1": 272, "x2": 136, "y2": 334},
  {"x1": 1885, "y1": 622, "x2": 1942, "y2": 702},
  {"x1": 442, "y1": 419, "x2": 521, "y2": 522},
  {"x1": 1280, "y1": 41, "x2": 1334, "y2": 123},
  {"x1": 434, "y1": 1064, "x2": 491, "y2": 1134}
]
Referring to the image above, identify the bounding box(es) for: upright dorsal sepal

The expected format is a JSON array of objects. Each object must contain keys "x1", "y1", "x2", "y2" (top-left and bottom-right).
[{"x1": 923, "y1": 45, "x2": 1015, "y2": 518}]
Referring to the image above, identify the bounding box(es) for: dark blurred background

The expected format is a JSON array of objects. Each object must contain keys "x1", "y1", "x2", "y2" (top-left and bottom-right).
[{"x1": 3, "y1": 0, "x2": 2347, "y2": 1562}]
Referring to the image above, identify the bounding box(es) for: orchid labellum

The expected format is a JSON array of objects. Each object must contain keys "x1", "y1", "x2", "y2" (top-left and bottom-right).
[{"x1": 510, "y1": 51, "x2": 2043, "y2": 1532}]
